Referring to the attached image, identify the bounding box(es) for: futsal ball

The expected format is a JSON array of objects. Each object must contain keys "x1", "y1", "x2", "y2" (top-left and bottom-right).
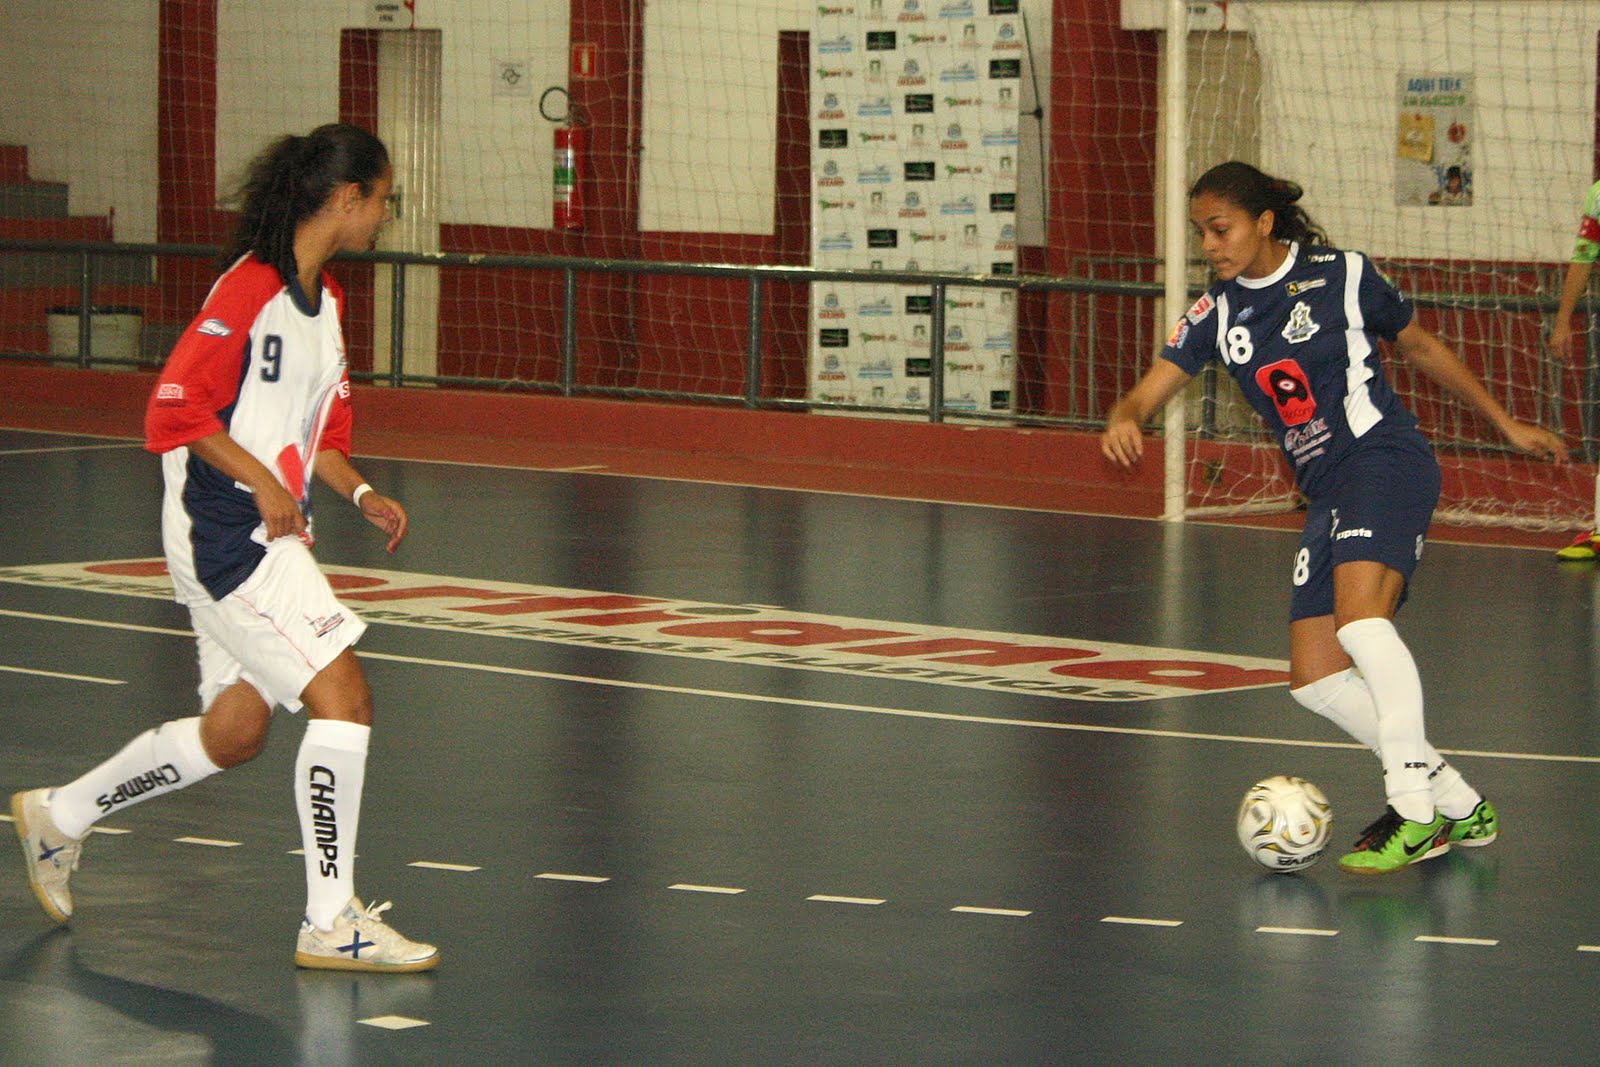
[{"x1": 1236, "y1": 775, "x2": 1332, "y2": 873}]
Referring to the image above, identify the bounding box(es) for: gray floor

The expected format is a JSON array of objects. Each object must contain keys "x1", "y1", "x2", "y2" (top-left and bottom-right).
[{"x1": 1, "y1": 427, "x2": 1598, "y2": 1064}]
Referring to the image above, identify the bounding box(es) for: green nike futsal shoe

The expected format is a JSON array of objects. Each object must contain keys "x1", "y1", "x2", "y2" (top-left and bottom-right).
[
  {"x1": 1556, "y1": 530, "x2": 1600, "y2": 561},
  {"x1": 1338, "y1": 806, "x2": 1450, "y2": 874},
  {"x1": 1445, "y1": 797, "x2": 1499, "y2": 847}
]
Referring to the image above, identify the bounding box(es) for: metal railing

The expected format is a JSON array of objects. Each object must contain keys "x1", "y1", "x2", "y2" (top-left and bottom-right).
[
  {"x1": 0, "y1": 237, "x2": 1154, "y2": 427},
  {"x1": 2, "y1": 236, "x2": 1595, "y2": 460}
]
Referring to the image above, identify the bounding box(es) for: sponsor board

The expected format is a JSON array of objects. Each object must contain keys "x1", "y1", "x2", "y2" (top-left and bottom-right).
[{"x1": 0, "y1": 560, "x2": 1290, "y2": 703}]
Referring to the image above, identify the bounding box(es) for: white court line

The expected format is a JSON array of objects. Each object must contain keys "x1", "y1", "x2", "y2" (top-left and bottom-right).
[
  {"x1": 952, "y1": 906, "x2": 1031, "y2": 917},
  {"x1": 0, "y1": 814, "x2": 123, "y2": 835},
  {"x1": 0, "y1": 443, "x2": 143, "y2": 456},
  {"x1": 669, "y1": 883, "x2": 745, "y2": 895},
  {"x1": 545, "y1": 464, "x2": 609, "y2": 472},
  {"x1": 807, "y1": 894, "x2": 887, "y2": 906},
  {"x1": 1416, "y1": 935, "x2": 1498, "y2": 947},
  {"x1": 4, "y1": 607, "x2": 1598, "y2": 766},
  {"x1": 173, "y1": 836, "x2": 240, "y2": 848},
  {"x1": 1256, "y1": 926, "x2": 1338, "y2": 937},
  {"x1": 1577, "y1": 945, "x2": 1600, "y2": 953},
  {"x1": 408, "y1": 861, "x2": 481, "y2": 872},
  {"x1": 1102, "y1": 916, "x2": 1183, "y2": 928},
  {"x1": 0, "y1": 664, "x2": 124, "y2": 685},
  {"x1": 537, "y1": 872, "x2": 610, "y2": 884}
]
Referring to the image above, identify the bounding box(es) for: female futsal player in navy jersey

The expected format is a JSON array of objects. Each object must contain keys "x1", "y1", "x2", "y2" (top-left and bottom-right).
[
  {"x1": 1102, "y1": 161, "x2": 1566, "y2": 874},
  {"x1": 12, "y1": 123, "x2": 437, "y2": 969}
]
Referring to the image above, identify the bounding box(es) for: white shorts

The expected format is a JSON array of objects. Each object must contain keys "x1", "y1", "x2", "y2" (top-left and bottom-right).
[{"x1": 189, "y1": 539, "x2": 367, "y2": 712}]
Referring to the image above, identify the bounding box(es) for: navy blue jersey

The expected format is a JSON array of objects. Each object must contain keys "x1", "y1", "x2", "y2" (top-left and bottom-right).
[{"x1": 1160, "y1": 243, "x2": 1423, "y2": 499}]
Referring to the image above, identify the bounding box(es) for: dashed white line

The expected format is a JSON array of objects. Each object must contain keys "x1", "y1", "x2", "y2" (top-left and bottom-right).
[
  {"x1": 1256, "y1": 926, "x2": 1338, "y2": 937},
  {"x1": 669, "y1": 883, "x2": 746, "y2": 895},
  {"x1": 1415, "y1": 935, "x2": 1498, "y2": 947},
  {"x1": 408, "y1": 861, "x2": 481, "y2": 872},
  {"x1": 952, "y1": 906, "x2": 1032, "y2": 917},
  {"x1": 359, "y1": 1016, "x2": 431, "y2": 1030},
  {"x1": 807, "y1": 894, "x2": 887, "y2": 906},
  {"x1": 173, "y1": 836, "x2": 240, "y2": 848},
  {"x1": 536, "y1": 872, "x2": 610, "y2": 884},
  {"x1": 1102, "y1": 916, "x2": 1183, "y2": 928}
]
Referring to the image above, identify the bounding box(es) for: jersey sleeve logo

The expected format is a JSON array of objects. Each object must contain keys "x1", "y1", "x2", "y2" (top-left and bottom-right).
[
  {"x1": 1255, "y1": 359, "x2": 1317, "y2": 426},
  {"x1": 1165, "y1": 318, "x2": 1190, "y2": 348},
  {"x1": 155, "y1": 383, "x2": 185, "y2": 402},
  {"x1": 197, "y1": 318, "x2": 232, "y2": 337},
  {"x1": 1579, "y1": 214, "x2": 1600, "y2": 243},
  {"x1": 1184, "y1": 293, "x2": 1215, "y2": 324},
  {"x1": 1280, "y1": 300, "x2": 1321, "y2": 344}
]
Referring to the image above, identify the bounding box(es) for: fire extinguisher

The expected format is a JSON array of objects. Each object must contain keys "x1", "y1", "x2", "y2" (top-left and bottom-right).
[{"x1": 542, "y1": 87, "x2": 585, "y2": 231}]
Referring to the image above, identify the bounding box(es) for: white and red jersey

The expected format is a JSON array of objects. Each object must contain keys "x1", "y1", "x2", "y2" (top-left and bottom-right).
[{"x1": 145, "y1": 254, "x2": 354, "y2": 605}]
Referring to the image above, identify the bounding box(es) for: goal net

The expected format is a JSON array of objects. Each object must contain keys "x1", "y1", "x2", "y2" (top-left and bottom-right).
[
  {"x1": 2, "y1": 1, "x2": 1594, "y2": 530},
  {"x1": 1169, "y1": 0, "x2": 1598, "y2": 529}
]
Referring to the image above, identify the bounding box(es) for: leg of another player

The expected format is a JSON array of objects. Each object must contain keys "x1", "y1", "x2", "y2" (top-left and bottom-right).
[
  {"x1": 1327, "y1": 561, "x2": 1436, "y2": 822},
  {"x1": 292, "y1": 648, "x2": 437, "y2": 972},
  {"x1": 9, "y1": 682, "x2": 262, "y2": 924},
  {"x1": 296, "y1": 649, "x2": 372, "y2": 929},
  {"x1": 1289, "y1": 616, "x2": 1484, "y2": 822}
]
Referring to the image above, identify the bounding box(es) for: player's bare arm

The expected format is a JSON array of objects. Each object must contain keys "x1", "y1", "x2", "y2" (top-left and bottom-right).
[
  {"x1": 1393, "y1": 322, "x2": 1566, "y2": 462},
  {"x1": 316, "y1": 449, "x2": 408, "y2": 553},
  {"x1": 1101, "y1": 360, "x2": 1193, "y2": 469},
  {"x1": 186, "y1": 430, "x2": 307, "y2": 539}
]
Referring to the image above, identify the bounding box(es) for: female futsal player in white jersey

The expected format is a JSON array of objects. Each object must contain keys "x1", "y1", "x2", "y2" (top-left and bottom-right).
[
  {"x1": 1102, "y1": 161, "x2": 1566, "y2": 873},
  {"x1": 12, "y1": 123, "x2": 437, "y2": 970}
]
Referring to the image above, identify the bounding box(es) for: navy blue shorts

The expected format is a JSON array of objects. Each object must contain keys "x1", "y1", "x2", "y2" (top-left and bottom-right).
[{"x1": 1289, "y1": 434, "x2": 1441, "y2": 622}]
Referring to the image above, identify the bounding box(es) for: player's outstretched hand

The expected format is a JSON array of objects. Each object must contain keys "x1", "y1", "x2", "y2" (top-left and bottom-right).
[
  {"x1": 1503, "y1": 420, "x2": 1567, "y2": 464},
  {"x1": 1101, "y1": 417, "x2": 1145, "y2": 469},
  {"x1": 1550, "y1": 321, "x2": 1575, "y2": 365},
  {"x1": 358, "y1": 491, "x2": 409, "y2": 553}
]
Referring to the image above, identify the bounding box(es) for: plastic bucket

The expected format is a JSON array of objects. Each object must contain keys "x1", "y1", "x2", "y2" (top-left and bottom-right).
[{"x1": 46, "y1": 305, "x2": 144, "y2": 369}]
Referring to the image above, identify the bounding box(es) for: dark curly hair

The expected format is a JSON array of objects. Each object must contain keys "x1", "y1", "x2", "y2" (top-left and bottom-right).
[
  {"x1": 1189, "y1": 161, "x2": 1330, "y2": 248},
  {"x1": 222, "y1": 123, "x2": 390, "y2": 283}
]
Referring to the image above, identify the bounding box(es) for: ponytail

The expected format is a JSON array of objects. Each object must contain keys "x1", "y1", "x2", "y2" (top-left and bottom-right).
[
  {"x1": 1189, "y1": 161, "x2": 1330, "y2": 248},
  {"x1": 222, "y1": 123, "x2": 389, "y2": 283}
]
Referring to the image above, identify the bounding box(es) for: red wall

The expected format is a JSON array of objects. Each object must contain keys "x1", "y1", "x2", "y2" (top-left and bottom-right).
[{"x1": 152, "y1": 2, "x2": 1162, "y2": 409}]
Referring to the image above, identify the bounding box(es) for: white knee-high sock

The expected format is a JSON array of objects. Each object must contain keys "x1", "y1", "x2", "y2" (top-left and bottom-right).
[
  {"x1": 1335, "y1": 618, "x2": 1434, "y2": 822},
  {"x1": 1290, "y1": 668, "x2": 1481, "y2": 819},
  {"x1": 50, "y1": 717, "x2": 223, "y2": 839},
  {"x1": 296, "y1": 719, "x2": 369, "y2": 930}
]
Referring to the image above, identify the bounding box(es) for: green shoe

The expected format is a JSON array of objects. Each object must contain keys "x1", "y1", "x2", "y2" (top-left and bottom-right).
[
  {"x1": 1556, "y1": 531, "x2": 1600, "y2": 561},
  {"x1": 1446, "y1": 798, "x2": 1498, "y2": 847},
  {"x1": 1338, "y1": 806, "x2": 1449, "y2": 874}
]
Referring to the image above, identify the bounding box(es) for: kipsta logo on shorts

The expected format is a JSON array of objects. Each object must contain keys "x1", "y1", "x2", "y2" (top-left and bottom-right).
[{"x1": 1255, "y1": 359, "x2": 1317, "y2": 425}]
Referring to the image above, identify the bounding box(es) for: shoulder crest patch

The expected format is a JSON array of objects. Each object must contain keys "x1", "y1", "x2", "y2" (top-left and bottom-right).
[{"x1": 197, "y1": 318, "x2": 232, "y2": 337}]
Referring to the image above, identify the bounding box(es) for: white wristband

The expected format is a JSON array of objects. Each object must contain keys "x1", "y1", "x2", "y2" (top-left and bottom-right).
[{"x1": 352, "y1": 483, "x2": 374, "y2": 508}]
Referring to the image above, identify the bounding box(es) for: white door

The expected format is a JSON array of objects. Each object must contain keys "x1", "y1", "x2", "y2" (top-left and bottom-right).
[{"x1": 374, "y1": 29, "x2": 442, "y2": 381}]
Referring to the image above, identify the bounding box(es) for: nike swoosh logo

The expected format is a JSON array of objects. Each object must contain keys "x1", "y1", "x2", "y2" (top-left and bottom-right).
[{"x1": 1403, "y1": 835, "x2": 1438, "y2": 857}]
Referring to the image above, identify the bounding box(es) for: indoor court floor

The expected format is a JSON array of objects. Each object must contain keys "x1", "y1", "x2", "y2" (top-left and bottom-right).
[{"x1": 1, "y1": 423, "x2": 1598, "y2": 1064}]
